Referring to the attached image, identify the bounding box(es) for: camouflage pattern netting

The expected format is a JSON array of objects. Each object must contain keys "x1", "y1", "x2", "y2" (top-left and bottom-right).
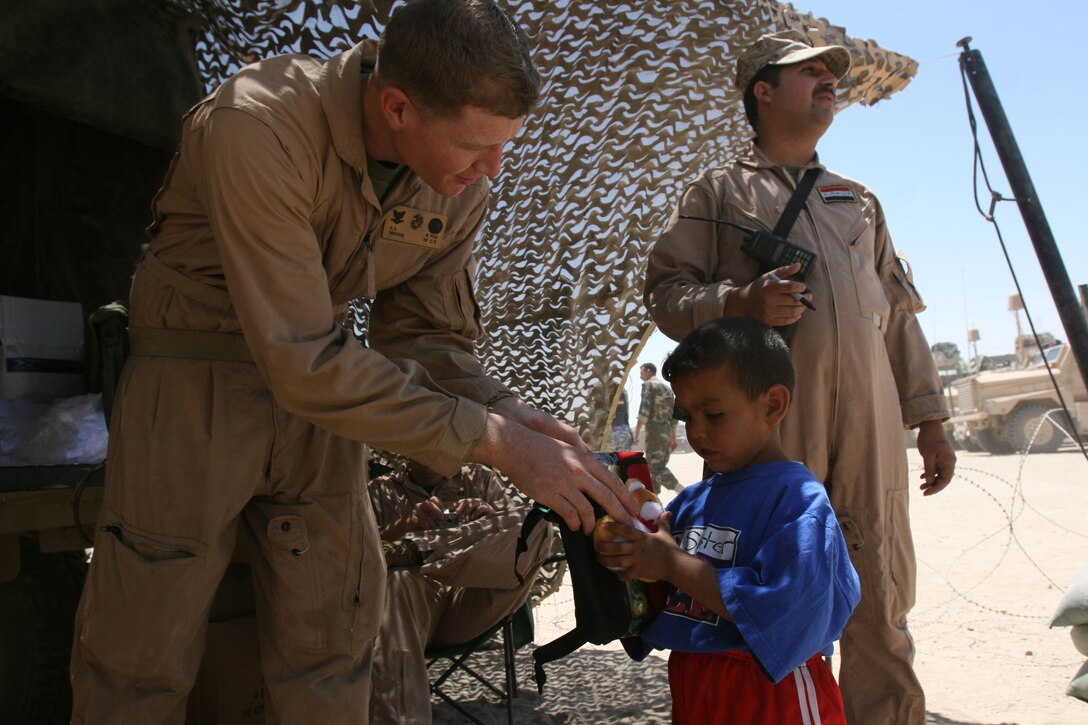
[{"x1": 177, "y1": 0, "x2": 916, "y2": 448}]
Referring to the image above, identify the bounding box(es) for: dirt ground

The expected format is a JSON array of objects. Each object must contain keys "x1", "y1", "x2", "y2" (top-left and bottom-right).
[{"x1": 431, "y1": 447, "x2": 1088, "y2": 725}]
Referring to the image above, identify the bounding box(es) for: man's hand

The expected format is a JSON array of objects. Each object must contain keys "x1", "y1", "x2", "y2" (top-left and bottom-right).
[
  {"x1": 381, "y1": 496, "x2": 446, "y2": 540},
  {"x1": 731, "y1": 262, "x2": 810, "y2": 326},
  {"x1": 468, "y1": 410, "x2": 638, "y2": 534},
  {"x1": 916, "y1": 419, "x2": 956, "y2": 496},
  {"x1": 449, "y1": 497, "x2": 495, "y2": 523},
  {"x1": 489, "y1": 396, "x2": 589, "y2": 451}
]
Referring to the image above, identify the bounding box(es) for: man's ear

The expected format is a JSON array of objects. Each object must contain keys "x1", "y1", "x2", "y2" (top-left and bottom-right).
[
  {"x1": 752, "y1": 79, "x2": 775, "y2": 105},
  {"x1": 379, "y1": 86, "x2": 413, "y2": 130},
  {"x1": 765, "y1": 384, "x2": 790, "y2": 427}
]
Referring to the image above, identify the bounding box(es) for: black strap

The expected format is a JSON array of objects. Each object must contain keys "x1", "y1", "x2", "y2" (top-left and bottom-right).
[
  {"x1": 773, "y1": 167, "x2": 821, "y2": 239},
  {"x1": 770, "y1": 167, "x2": 820, "y2": 344},
  {"x1": 532, "y1": 630, "x2": 587, "y2": 694},
  {"x1": 514, "y1": 505, "x2": 549, "y2": 586}
]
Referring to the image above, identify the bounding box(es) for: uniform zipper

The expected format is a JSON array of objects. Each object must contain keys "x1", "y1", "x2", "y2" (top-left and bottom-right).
[
  {"x1": 329, "y1": 229, "x2": 374, "y2": 295},
  {"x1": 803, "y1": 203, "x2": 841, "y2": 474}
]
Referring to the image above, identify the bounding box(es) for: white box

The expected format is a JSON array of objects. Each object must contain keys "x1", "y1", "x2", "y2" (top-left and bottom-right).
[{"x1": 0, "y1": 295, "x2": 86, "y2": 400}]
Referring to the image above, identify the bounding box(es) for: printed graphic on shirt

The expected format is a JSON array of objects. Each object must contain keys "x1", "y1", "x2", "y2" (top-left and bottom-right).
[
  {"x1": 817, "y1": 185, "x2": 857, "y2": 204},
  {"x1": 382, "y1": 207, "x2": 447, "y2": 247},
  {"x1": 664, "y1": 589, "x2": 721, "y2": 624},
  {"x1": 678, "y1": 524, "x2": 740, "y2": 562},
  {"x1": 663, "y1": 524, "x2": 741, "y2": 624}
]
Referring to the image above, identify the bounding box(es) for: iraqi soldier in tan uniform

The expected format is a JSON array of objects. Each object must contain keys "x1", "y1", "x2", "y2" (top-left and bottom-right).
[
  {"x1": 643, "y1": 31, "x2": 957, "y2": 725},
  {"x1": 69, "y1": 2, "x2": 636, "y2": 723},
  {"x1": 634, "y1": 363, "x2": 683, "y2": 491},
  {"x1": 367, "y1": 460, "x2": 552, "y2": 723}
]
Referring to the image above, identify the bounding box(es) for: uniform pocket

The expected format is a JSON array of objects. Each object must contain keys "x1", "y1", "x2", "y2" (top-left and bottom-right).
[
  {"x1": 884, "y1": 488, "x2": 917, "y2": 621},
  {"x1": 888, "y1": 257, "x2": 926, "y2": 314},
  {"x1": 837, "y1": 512, "x2": 879, "y2": 625},
  {"x1": 845, "y1": 219, "x2": 891, "y2": 327},
  {"x1": 266, "y1": 514, "x2": 324, "y2": 651},
  {"x1": 80, "y1": 515, "x2": 211, "y2": 683},
  {"x1": 100, "y1": 519, "x2": 205, "y2": 561},
  {"x1": 444, "y1": 268, "x2": 483, "y2": 338}
]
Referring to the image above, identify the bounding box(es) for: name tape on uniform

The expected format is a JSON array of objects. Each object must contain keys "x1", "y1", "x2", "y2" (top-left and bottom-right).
[{"x1": 382, "y1": 207, "x2": 448, "y2": 248}]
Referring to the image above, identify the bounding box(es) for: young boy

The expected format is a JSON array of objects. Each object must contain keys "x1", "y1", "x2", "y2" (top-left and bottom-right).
[{"x1": 596, "y1": 316, "x2": 861, "y2": 724}]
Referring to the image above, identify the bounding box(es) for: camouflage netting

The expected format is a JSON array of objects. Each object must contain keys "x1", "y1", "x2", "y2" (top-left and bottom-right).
[{"x1": 180, "y1": 0, "x2": 917, "y2": 447}]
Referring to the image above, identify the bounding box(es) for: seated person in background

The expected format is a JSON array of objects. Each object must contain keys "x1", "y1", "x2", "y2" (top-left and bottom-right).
[
  {"x1": 596, "y1": 317, "x2": 861, "y2": 724},
  {"x1": 368, "y1": 458, "x2": 553, "y2": 724}
]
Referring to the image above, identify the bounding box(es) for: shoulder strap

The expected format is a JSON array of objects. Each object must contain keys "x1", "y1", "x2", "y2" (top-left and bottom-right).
[
  {"x1": 769, "y1": 167, "x2": 820, "y2": 345},
  {"x1": 514, "y1": 504, "x2": 550, "y2": 586},
  {"x1": 772, "y1": 167, "x2": 821, "y2": 239},
  {"x1": 532, "y1": 630, "x2": 586, "y2": 693}
]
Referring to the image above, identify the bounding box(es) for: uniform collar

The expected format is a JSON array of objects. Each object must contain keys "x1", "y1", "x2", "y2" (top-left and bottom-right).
[
  {"x1": 317, "y1": 40, "x2": 376, "y2": 174},
  {"x1": 738, "y1": 140, "x2": 826, "y2": 175}
]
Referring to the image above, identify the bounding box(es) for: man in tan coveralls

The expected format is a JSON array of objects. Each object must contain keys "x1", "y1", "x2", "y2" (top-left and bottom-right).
[
  {"x1": 643, "y1": 31, "x2": 957, "y2": 725},
  {"x1": 367, "y1": 459, "x2": 552, "y2": 723},
  {"x1": 69, "y1": 2, "x2": 636, "y2": 723}
]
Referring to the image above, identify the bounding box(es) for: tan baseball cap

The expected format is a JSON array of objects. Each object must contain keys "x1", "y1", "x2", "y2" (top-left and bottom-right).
[{"x1": 735, "y1": 29, "x2": 851, "y2": 94}]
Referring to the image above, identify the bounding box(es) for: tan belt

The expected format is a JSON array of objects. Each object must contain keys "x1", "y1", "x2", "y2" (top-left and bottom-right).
[
  {"x1": 132, "y1": 251, "x2": 252, "y2": 362},
  {"x1": 129, "y1": 327, "x2": 254, "y2": 363}
]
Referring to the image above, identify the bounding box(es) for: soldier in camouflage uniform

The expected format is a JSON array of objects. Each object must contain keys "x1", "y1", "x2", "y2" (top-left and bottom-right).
[{"x1": 634, "y1": 363, "x2": 683, "y2": 492}]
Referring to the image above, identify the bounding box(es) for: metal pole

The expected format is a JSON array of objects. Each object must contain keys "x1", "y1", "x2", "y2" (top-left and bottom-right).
[{"x1": 957, "y1": 38, "x2": 1088, "y2": 388}]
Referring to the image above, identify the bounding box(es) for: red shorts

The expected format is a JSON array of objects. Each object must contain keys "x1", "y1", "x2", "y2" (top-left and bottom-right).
[{"x1": 668, "y1": 650, "x2": 846, "y2": 724}]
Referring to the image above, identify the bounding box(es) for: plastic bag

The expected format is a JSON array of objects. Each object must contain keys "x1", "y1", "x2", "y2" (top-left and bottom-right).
[{"x1": 1, "y1": 393, "x2": 108, "y2": 465}]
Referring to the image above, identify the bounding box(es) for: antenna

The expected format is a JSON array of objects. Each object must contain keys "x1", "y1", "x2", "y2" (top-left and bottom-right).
[{"x1": 1008, "y1": 293, "x2": 1024, "y2": 339}]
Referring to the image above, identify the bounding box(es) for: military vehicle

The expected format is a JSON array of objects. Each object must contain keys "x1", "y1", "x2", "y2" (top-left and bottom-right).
[{"x1": 949, "y1": 342, "x2": 1086, "y2": 454}]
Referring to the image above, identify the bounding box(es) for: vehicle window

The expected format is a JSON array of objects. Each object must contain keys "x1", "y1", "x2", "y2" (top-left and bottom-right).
[{"x1": 1033, "y1": 346, "x2": 1063, "y2": 366}]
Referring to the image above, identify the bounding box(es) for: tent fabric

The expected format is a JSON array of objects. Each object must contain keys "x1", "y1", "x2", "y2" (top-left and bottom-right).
[{"x1": 44, "y1": 0, "x2": 916, "y2": 446}]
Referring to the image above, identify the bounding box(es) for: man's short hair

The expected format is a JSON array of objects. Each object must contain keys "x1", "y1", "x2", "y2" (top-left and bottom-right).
[
  {"x1": 662, "y1": 317, "x2": 794, "y2": 399},
  {"x1": 742, "y1": 63, "x2": 782, "y2": 131},
  {"x1": 641, "y1": 362, "x2": 657, "y2": 375},
  {"x1": 376, "y1": 0, "x2": 540, "y2": 119}
]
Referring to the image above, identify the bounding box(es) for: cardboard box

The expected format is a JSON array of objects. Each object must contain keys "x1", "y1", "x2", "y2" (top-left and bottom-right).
[
  {"x1": 186, "y1": 615, "x2": 266, "y2": 725},
  {"x1": 0, "y1": 295, "x2": 85, "y2": 400}
]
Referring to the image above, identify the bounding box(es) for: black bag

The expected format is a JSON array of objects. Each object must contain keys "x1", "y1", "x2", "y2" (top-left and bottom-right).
[{"x1": 517, "y1": 451, "x2": 666, "y2": 692}]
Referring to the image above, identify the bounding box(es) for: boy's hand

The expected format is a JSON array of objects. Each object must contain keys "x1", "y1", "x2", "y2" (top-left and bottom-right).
[{"x1": 594, "y1": 511, "x2": 680, "y2": 583}]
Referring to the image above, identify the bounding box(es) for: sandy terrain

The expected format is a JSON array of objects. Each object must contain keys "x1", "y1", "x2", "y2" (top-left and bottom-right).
[{"x1": 431, "y1": 447, "x2": 1088, "y2": 724}]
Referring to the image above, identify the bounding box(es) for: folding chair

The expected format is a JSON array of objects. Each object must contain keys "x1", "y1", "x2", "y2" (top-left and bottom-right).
[{"x1": 426, "y1": 598, "x2": 534, "y2": 725}]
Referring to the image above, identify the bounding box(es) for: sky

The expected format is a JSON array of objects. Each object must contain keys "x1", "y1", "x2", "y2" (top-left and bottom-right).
[{"x1": 626, "y1": 0, "x2": 1087, "y2": 418}]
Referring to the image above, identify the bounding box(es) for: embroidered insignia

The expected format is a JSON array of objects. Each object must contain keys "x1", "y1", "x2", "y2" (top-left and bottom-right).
[
  {"x1": 817, "y1": 185, "x2": 857, "y2": 204},
  {"x1": 382, "y1": 207, "x2": 447, "y2": 248}
]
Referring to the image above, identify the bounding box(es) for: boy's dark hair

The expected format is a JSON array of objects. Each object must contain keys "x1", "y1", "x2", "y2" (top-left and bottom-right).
[
  {"x1": 641, "y1": 362, "x2": 657, "y2": 375},
  {"x1": 662, "y1": 317, "x2": 794, "y2": 399},
  {"x1": 376, "y1": 0, "x2": 541, "y2": 119},
  {"x1": 742, "y1": 63, "x2": 782, "y2": 130}
]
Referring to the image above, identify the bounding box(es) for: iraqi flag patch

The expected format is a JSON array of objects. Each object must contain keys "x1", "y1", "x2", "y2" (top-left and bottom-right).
[{"x1": 817, "y1": 185, "x2": 857, "y2": 204}]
